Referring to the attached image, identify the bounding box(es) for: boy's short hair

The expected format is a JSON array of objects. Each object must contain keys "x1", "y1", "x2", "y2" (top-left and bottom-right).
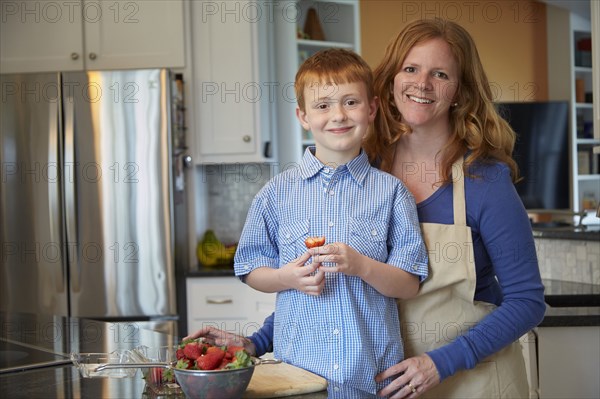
[{"x1": 295, "y1": 48, "x2": 374, "y2": 112}]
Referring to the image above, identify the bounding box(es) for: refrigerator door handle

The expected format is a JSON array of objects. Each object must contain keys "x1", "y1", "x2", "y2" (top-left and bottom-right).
[
  {"x1": 63, "y1": 96, "x2": 80, "y2": 293},
  {"x1": 49, "y1": 97, "x2": 64, "y2": 292}
]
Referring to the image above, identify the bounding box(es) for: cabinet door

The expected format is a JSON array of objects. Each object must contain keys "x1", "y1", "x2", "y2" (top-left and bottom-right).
[
  {"x1": 83, "y1": 0, "x2": 185, "y2": 70},
  {"x1": 0, "y1": 0, "x2": 85, "y2": 73},
  {"x1": 192, "y1": 0, "x2": 272, "y2": 163}
]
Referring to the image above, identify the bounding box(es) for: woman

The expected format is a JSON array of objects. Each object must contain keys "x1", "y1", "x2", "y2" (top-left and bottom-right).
[
  {"x1": 187, "y1": 19, "x2": 545, "y2": 399},
  {"x1": 363, "y1": 18, "x2": 545, "y2": 399}
]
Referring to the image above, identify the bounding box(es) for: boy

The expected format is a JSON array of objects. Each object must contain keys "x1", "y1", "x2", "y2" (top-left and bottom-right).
[{"x1": 233, "y1": 48, "x2": 428, "y2": 395}]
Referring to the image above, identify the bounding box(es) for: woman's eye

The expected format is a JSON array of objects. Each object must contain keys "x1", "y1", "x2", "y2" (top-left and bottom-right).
[
  {"x1": 403, "y1": 66, "x2": 416, "y2": 73},
  {"x1": 434, "y1": 71, "x2": 449, "y2": 79}
]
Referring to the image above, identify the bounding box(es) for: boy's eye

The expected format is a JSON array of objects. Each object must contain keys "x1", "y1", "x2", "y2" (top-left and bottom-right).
[
  {"x1": 345, "y1": 99, "x2": 358, "y2": 107},
  {"x1": 316, "y1": 103, "x2": 329, "y2": 110}
]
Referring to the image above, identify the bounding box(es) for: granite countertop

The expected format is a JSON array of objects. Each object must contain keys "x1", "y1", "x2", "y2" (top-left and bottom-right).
[
  {"x1": 532, "y1": 224, "x2": 600, "y2": 241},
  {"x1": 0, "y1": 313, "x2": 328, "y2": 399},
  {"x1": 540, "y1": 279, "x2": 600, "y2": 327}
]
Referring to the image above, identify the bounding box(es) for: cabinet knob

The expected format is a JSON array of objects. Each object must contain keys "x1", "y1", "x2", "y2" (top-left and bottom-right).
[
  {"x1": 243, "y1": 135, "x2": 251, "y2": 143},
  {"x1": 71, "y1": 53, "x2": 79, "y2": 60},
  {"x1": 89, "y1": 53, "x2": 97, "y2": 60}
]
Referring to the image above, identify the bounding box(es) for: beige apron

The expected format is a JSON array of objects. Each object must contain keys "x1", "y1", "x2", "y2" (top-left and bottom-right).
[{"x1": 398, "y1": 159, "x2": 529, "y2": 399}]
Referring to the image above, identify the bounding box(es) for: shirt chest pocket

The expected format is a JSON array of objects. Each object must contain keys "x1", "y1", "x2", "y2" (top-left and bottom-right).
[
  {"x1": 349, "y1": 218, "x2": 388, "y2": 262},
  {"x1": 279, "y1": 220, "x2": 309, "y2": 264}
]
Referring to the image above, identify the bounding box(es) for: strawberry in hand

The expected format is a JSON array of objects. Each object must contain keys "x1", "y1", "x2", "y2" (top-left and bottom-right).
[{"x1": 305, "y1": 236, "x2": 325, "y2": 249}]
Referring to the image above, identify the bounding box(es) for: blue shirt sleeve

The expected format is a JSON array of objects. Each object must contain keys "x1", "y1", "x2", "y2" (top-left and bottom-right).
[
  {"x1": 426, "y1": 164, "x2": 546, "y2": 380},
  {"x1": 248, "y1": 312, "x2": 274, "y2": 357}
]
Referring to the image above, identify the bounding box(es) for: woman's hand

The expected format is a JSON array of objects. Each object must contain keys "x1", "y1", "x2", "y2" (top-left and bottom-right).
[
  {"x1": 376, "y1": 354, "x2": 441, "y2": 398},
  {"x1": 183, "y1": 326, "x2": 257, "y2": 356}
]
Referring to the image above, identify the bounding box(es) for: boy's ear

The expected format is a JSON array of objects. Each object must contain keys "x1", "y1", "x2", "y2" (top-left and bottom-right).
[
  {"x1": 296, "y1": 107, "x2": 311, "y2": 131},
  {"x1": 368, "y1": 96, "x2": 379, "y2": 122}
]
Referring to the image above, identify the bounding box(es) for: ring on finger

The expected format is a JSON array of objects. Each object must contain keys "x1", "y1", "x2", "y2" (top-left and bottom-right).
[{"x1": 408, "y1": 382, "x2": 417, "y2": 394}]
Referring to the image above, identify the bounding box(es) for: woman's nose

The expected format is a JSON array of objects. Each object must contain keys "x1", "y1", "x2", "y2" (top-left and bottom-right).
[{"x1": 416, "y1": 73, "x2": 433, "y2": 91}]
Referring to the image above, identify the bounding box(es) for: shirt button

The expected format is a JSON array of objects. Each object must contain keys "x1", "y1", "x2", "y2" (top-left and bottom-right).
[
  {"x1": 412, "y1": 264, "x2": 418, "y2": 271},
  {"x1": 332, "y1": 328, "x2": 339, "y2": 335},
  {"x1": 285, "y1": 233, "x2": 290, "y2": 239},
  {"x1": 328, "y1": 221, "x2": 334, "y2": 227},
  {"x1": 333, "y1": 363, "x2": 339, "y2": 370},
  {"x1": 334, "y1": 386, "x2": 340, "y2": 392},
  {"x1": 329, "y1": 190, "x2": 335, "y2": 196},
  {"x1": 371, "y1": 229, "x2": 378, "y2": 236}
]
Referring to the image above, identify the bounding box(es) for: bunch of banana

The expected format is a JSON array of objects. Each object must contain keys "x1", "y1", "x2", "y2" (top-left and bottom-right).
[{"x1": 196, "y1": 230, "x2": 237, "y2": 267}]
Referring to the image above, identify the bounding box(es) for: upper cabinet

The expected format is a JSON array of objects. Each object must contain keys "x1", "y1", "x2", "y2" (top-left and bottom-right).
[
  {"x1": 0, "y1": 0, "x2": 185, "y2": 73},
  {"x1": 273, "y1": 0, "x2": 360, "y2": 166},
  {"x1": 191, "y1": 0, "x2": 275, "y2": 164}
]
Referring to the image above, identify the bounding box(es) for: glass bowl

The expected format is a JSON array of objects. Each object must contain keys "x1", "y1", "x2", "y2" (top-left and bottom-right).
[{"x1": 70, "y1": 351, "x2": 137, "y2": 378}]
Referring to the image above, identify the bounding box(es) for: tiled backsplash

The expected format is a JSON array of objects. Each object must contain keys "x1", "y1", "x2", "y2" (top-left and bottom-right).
[
  {"x1": 196, "y1": 163, "x2": 274, "y2": 243},
  {"x1": 535, "y1": 238, "x2": 600, "y2": 285}
]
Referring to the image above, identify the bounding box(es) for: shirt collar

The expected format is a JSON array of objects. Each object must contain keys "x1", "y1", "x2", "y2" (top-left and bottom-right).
[{"x1": 298, "y1": 146, "x2": 370, "y2": 185}]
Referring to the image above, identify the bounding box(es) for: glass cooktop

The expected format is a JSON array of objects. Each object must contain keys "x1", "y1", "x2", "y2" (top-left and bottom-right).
[{"x1": 0, "y1": 338, "x2": 71, "y2": 373}]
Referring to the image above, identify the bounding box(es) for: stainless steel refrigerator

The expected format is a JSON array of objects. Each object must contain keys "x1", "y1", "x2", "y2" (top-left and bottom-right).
[{"x1": 1, "y1": 69, "x2": 187, "y2": 334}]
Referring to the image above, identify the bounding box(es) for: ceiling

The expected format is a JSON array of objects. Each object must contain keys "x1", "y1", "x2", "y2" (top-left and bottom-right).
[{"x1": 539, "y1": 0, "x2": 591, "y2": 19}]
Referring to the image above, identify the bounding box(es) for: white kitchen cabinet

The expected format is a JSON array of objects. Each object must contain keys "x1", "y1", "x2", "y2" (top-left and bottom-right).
[
  {"x1": 274, "y1": 0, "x2": 360, "y2": 166},
  {"x1": 547, "y1": 5, "x2": 600, "y2": 223},
  {"x1": 537, "y1": 326, "x2": 600, "y2": 399},
  {"x1": 186, "y1": 277, "x2": 276, "y2": 337},
  {"x1": 0, "y1": 0, "x2": 185, "y2": 73},
  {"x1": 191, "y1": 0, "x2": 275, "y2": 164}
]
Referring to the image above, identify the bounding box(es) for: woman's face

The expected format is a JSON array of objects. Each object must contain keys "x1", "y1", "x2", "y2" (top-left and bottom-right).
[{"x1": 392, "y1": 38, "x2": 459, "y2": 131}]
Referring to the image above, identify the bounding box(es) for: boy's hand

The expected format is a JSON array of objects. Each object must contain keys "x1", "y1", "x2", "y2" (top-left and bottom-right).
[
  {"x1": 309, "y1": 242, "x2": 365, "y2": 277},
  {"x1": 279, "y1": 252, "x2": 325, "y2": 296}
]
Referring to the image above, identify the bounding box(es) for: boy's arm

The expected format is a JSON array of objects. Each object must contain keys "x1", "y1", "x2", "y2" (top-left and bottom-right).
[
  {"x1": 311, "y1": 243, "x2": 420, "y2": 298},
  {"x1": 244, "y1": 252, "x2": 325, "y2": 296}
]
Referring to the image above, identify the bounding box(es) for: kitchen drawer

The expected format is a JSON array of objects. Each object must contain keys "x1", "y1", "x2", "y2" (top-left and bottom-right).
[{"x1": 187, "y1": 277, "x2": 247, "y2": 319}]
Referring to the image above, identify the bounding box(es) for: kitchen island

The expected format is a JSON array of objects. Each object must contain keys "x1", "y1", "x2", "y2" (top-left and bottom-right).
[{"x1": 0, "y1": 313, "x2": 327, "y2": 398}]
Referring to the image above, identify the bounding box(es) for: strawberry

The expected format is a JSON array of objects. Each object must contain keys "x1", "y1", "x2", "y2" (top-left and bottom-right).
[
  {"x1": 183, "y1": 342, "x2": 202, "y2": 360},
  {"x1": 305, "y1": 236, "x2": 326, "y2": 248},
  {"x1": 196, "y1": 350, "x2": 225, "y2": 370},
  {"x1": 226, "y1": 346, "x2": 244, "y2": 356},
  {"x1": 176, "y1": 348, "x2": 186, "y2": 360},
  {"x1": 150, "y1": 367, "x2": 163, "y2": 385}
]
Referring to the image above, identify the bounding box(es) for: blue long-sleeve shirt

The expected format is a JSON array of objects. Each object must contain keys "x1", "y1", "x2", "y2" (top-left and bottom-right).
[{"x1": 248, "y1": 161, "x2": 546, "y2": 381}]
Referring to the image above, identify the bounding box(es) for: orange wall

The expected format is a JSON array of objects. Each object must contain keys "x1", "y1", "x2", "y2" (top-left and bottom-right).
[{"x1": 359, "y1": 0, "x2": 548, "y2": 101}]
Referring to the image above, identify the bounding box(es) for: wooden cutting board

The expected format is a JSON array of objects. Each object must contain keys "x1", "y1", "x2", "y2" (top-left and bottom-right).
[{"x1": 243, "y1": 362, "x2": 327, "y2": 398}]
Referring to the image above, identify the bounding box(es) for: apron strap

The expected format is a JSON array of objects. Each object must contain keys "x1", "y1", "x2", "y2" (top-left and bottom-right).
[{"x1": 452, "y1": 157, "x2": 467, "y2": 226}]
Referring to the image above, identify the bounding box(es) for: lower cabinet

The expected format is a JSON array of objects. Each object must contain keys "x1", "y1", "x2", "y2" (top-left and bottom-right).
[
  {"x1": 186, "y1": 277, "x2": 276, "y2": 337},
  {"x1": 537, "y1": 326, "x2": 600, "y2": 398}
]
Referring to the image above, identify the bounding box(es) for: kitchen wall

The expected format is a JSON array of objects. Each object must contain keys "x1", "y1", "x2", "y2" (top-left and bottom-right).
[
  {"x1": 359, "y1": 0, "x2": 549, "y2": 101},
  {"x1": 195, "y1": 163, "x2": 274, "y2": 244},
  {"x1": 536, "y1": 238, "x2": 600, "y2": 284}
]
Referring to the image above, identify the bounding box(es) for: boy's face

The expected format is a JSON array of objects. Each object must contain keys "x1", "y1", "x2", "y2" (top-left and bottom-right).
[{"x1": 296, "y1": 81, "x2": 377, "y2": 165}]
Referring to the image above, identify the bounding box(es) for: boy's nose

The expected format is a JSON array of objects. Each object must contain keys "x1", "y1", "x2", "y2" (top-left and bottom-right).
[{"x1": 331, "y1": 104, "x2": 348, "y2": 121}]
